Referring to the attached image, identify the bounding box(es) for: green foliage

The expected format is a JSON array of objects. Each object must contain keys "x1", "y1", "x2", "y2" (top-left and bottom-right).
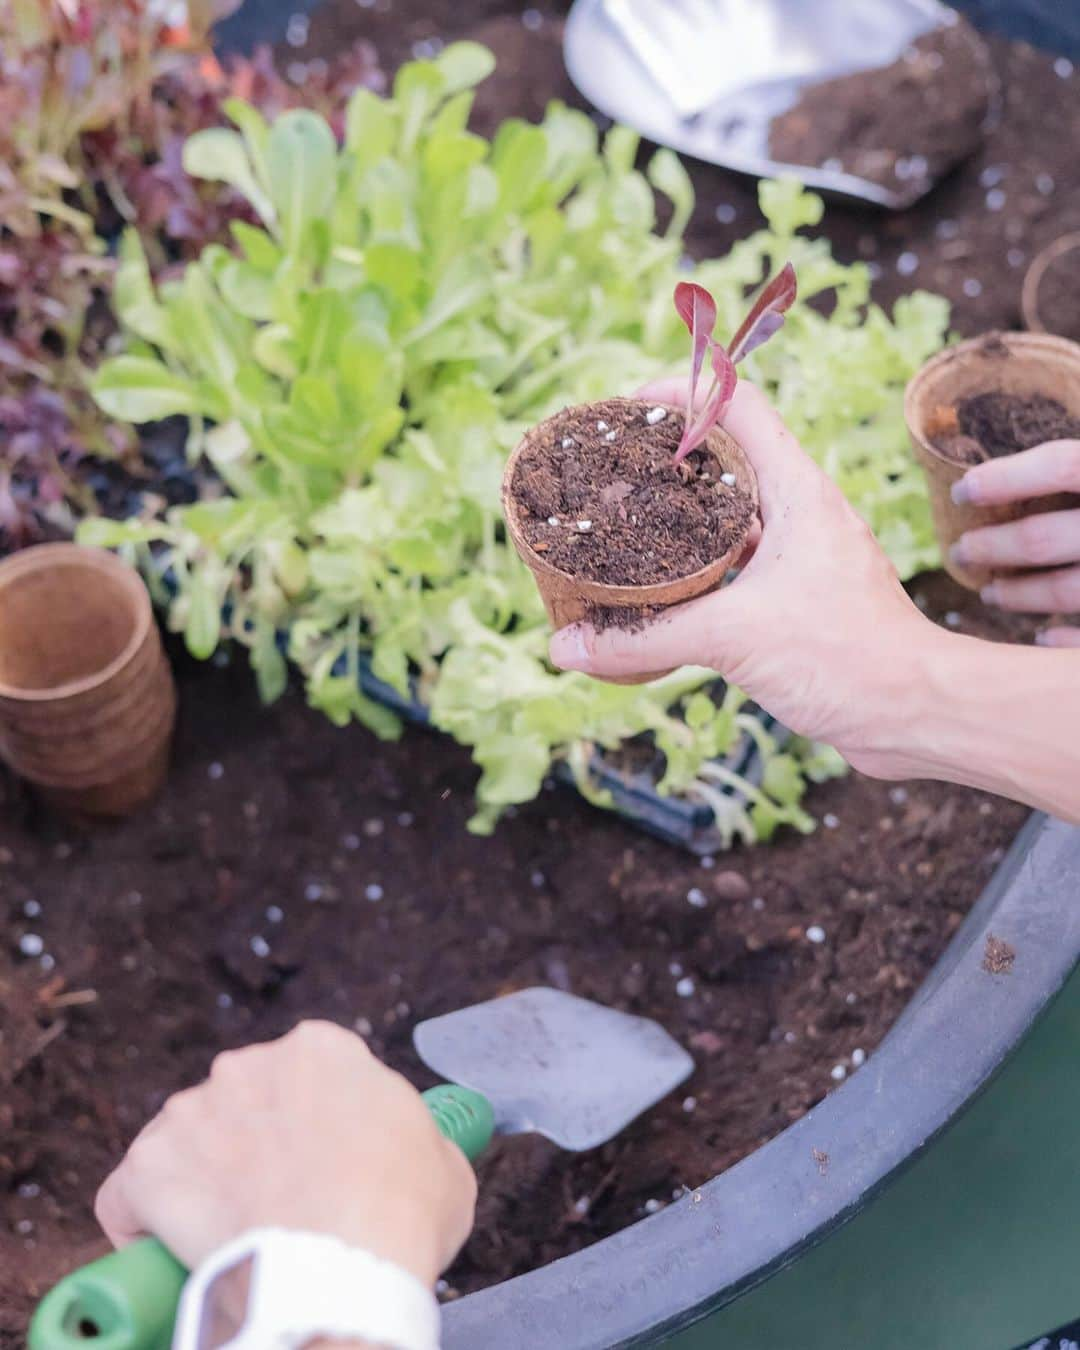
[{"x1": 84, "y1": 47, "x2": 949, "y2": 837}]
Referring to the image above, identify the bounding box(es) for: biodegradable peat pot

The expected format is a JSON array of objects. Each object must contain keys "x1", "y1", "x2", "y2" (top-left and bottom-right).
[
  {"x1": 904, "y1": 331, "x2": 1080, "y2": 590},
  {"x1": 1022, "y1": 231, "x2": 1080, "y2": 342},
  {"x1": 0, "y1": 543, "x2": 176, "y2": 817},
  {"x1": 502, "y1": 398, "x2": 758, "y2": 685}
]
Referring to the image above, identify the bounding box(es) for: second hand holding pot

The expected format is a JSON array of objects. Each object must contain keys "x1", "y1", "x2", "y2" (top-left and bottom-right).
[{"x1": 502, "y1": 266, "x2": 797, "y2": 684}]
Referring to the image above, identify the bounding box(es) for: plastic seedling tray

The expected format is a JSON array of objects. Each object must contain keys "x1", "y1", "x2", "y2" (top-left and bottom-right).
[
  {"x1": 350, "y1": 650, "x2": 780, "y2": 854},
  {"x1": 130, "y1": 485, "x2": 778, "y2": 854},
  {"x1": 140, "y1": 531, "x2": 780, "y2": 855}
]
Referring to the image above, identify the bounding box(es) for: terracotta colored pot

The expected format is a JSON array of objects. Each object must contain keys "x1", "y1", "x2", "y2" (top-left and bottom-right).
[
  {"x1": 904, "y1": 331, "x2": 1080, "y2": 591},
  {"x1": 1022, "y1": 232, "x2": 1080, "y2": 336},
  {"x1": 0, "y1": 543, "x2": 176, "y2": 817},
  {"x1": 502, "y1": 398, "x2": 759, "y2": 685}
]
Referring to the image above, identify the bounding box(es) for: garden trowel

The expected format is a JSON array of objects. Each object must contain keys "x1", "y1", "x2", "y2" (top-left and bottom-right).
[
  {"x1": 30, "y1": 988, "x2": 693, "y2": 1350},
  {"x1": 564, "y1": 0, "x2": 996, "y2": 209}
]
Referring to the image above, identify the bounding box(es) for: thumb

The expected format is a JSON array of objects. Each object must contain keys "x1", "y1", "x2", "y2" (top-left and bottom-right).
[
  {"x1": 721, "y1": 381, "x2": 818, "y2": 523},
  {"x1": 550, "y1": 586, "x2": 744, "y2": 679},
  {"x1": 637, "y1": 377, "x2": 820, "y2": 527}
]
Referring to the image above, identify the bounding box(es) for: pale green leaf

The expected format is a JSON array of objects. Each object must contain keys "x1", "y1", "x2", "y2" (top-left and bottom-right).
[
  {"x1": 184, "y1": 573, "x2": 221, "y2": 659},
  {"x1": 113, "y1": 232, "x2": 173, "y2": 348},
  {"x1": 345, "y1": 87, "x2": 398, "y2": 166},
  {"x1": 759, "y1": 178, "x2": 825, "y2": 235},
  {"x1": 183, "y1": 127, "x2": 274, "y2": 225},
  {"x1": 251, "y1": 620, "x2": 288, "y2": 704},
  {"x1": 265, "y1": 111, "x2": 338, "y2": 253},
  {"x1": 648, "y1": 148, "x2": 694, "y2": 238},
  {"x1": 92, "y1": 358, "x2": 202, "y2": 422},
  {"x1": 434, "y1": 41, "x2": 496, "y2": 94}
]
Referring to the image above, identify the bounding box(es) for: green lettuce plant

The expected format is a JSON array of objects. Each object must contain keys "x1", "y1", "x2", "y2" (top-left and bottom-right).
[{"x1": 80, "y1": 43, "x2": 949, "y2": 838}]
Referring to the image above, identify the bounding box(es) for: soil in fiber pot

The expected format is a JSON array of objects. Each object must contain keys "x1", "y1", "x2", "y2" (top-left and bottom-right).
[
  {"x1": 510, "y1": 399, "x2": 755, "y2": 624},
  {"x1": 1030, "y1": 245, "x2": 1080, "y2": 343},
  {"x1": 928, "y1": 389, "x2": 1080, "y2": 465}
]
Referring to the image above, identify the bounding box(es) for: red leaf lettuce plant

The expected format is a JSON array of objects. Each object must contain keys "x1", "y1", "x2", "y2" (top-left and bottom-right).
[
  {"x1": 0, "y1": 0, "x2": 383, "y2": 554},
  {"x1": 672, "y1": 262, "x2": 797, "y2": 464}
]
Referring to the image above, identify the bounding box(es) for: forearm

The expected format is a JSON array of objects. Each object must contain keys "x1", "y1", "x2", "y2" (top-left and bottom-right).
[{"x1": 875, "y1": 628, "x2": 1080, "y2": 820}]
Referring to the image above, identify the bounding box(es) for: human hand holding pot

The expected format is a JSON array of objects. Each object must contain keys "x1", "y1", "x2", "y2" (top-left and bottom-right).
[
  {"x1": 550, "y1": 375, "x2": 929, "y2": 779},
  {"x1": 501, "y1": 268, "x2": 795, "y2": 685},
  {"x1": 95, "y1": 1021, "x2": 476, "y2": 1346},
  {"x1": 550, "y1": 377, "x2": 1080, "y2": 823},
  {"x1": 950, "y1": 438, "x2": 1080, "y2": 643}
]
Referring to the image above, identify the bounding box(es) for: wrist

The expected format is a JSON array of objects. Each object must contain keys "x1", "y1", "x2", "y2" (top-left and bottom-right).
[
  {"x1": 852, "y1": 623, "x2": 1080, "y2": 821},
  {"x1": 828, "y1": 612, "x2": 948, "y2": 780},
  {"x1": 335, "y1": 1211, "x2": 441, "y2": 1290},
  {"x1": 866, "y1": 623, "x2": 975, "y2": 780},
  {"x1": 176, "y1": 1229, "x2": 441, "y2": 1350}
]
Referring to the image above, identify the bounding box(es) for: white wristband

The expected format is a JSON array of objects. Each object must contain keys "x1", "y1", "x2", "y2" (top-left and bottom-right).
[{"x1": 172, "y1": 1227, "x2": 441, "y2": 1350}]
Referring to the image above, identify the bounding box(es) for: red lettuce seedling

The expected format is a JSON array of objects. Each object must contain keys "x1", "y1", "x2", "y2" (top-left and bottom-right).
[{"x1": 672, "y1": 262, "x2": 797, "y2": 464}]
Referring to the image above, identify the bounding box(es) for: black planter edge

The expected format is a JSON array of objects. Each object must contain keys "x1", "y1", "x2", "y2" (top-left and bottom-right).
[{"x1": 443, "y1": 812, "x2": 1080, "y2": 1349}]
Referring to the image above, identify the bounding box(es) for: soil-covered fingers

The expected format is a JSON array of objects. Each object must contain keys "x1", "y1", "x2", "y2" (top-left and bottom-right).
[
  {"x1": 953, "y1": 439, "x2": 1080, "y2": 505},
  {"x1": 982, "y1": 564, "x2": 1080, "y2": 613},
  {"x1": 550, "y1": 588, "x2": 736, "y2": 678},
  {"x1": 952, "y1": 508, "x2": 1080, "y2": 571}
]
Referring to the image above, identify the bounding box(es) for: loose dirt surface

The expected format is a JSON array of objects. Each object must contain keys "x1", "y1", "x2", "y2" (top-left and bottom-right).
[
  {"x1": 0, "y1": 579, "x2": 1030, "y2": 1339},
  {"x1": 769, "y1": 22, "x2": 994, "y2": 199},
  {"x1": 512, "y1": 400, "x2": 754, "y2": 586},
  {"x1": 284, "y1": 0, "x2": 1080, "y2": 336},
  {"x1": 2, "y1": 0, "x2": 1076, "y2": 1339},
  {"x1": 982, "y1": 933, "x2": 1017, "y2": 974}
]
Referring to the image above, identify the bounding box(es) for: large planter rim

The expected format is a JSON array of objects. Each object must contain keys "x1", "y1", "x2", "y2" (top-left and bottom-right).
[{"x1": 444, "y1": 813, "x2": 1080, "y2": 1348}]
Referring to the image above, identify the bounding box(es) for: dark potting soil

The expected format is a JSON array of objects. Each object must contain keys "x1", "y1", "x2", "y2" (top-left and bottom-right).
[
  {"x1": 982, "y1": 933, "x2": 1016, "y2": 975},
  {"x1": 959, "y1": 390, "x2": 1080, "y2": 455},
  {"x1": 278, "y1": 0, "x2": 1080, "y2": 337},
  {"x1": 0, "y1": 572, "x2": 1031, "y2": 1344},
  {"x1": 1030, "y1": 244, "x2": 1080, "y2": 342},
  {"x1": 768, "y1": 22, "x2": 994, "y2": 198},
  {"x1": 512, "y1": 400, "x2": 754, "y2": 588},
  {"x1": 932, "y1": 391, "x2": 1080, "y2": 463}
]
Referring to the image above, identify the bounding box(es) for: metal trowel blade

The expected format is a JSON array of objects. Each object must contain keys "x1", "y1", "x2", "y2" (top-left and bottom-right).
[{"x1": 414, "y1": 987, "x2": 693, "y2": 1152}]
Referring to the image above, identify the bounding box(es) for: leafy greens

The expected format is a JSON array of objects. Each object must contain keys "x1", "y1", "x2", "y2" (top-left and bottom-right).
[{"x1": 81, "y1": 44, "x2": 950, "y2": 838}]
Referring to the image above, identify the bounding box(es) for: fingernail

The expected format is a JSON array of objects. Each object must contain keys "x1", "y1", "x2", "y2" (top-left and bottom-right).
[
  {"x1": 980, "y1": 583, "x2": 999, "y2": 606},
  {"x1": 549, "y1": 625, "x2": 590, "y2": 671},
  {"x1": 949, "y1": 539, "x2": 969, "y2": 567},
  {"x1": 951, "y1": 477, "x2": 974, "y2": 506}
]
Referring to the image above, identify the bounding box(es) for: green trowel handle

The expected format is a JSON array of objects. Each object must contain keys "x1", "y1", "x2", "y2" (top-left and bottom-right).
[
  {"x1": 421, "y1": 1083, "x2": 495, "y2": 1162},
  {"x1": 30, "y1": 1240, "x2": 185, "y2": 1350},
  {"x1": 29, "y1": 1084, "x2": 494, "y2": 1350}
]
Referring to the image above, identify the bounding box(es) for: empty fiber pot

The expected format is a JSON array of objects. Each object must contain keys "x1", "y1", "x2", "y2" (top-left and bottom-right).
[
  {"x1": 0, "y1": 543, "x2": 176, "y2": 817},
  {"x1": 502, "y1": 398, "x2": 758, "y2": 686},
  {"x1": 1022, "y1": 232, "x2": 1080, "y2": 342},
  {"x1": 904, "y1": 331, "x2": 1080, "y2": 591}
]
